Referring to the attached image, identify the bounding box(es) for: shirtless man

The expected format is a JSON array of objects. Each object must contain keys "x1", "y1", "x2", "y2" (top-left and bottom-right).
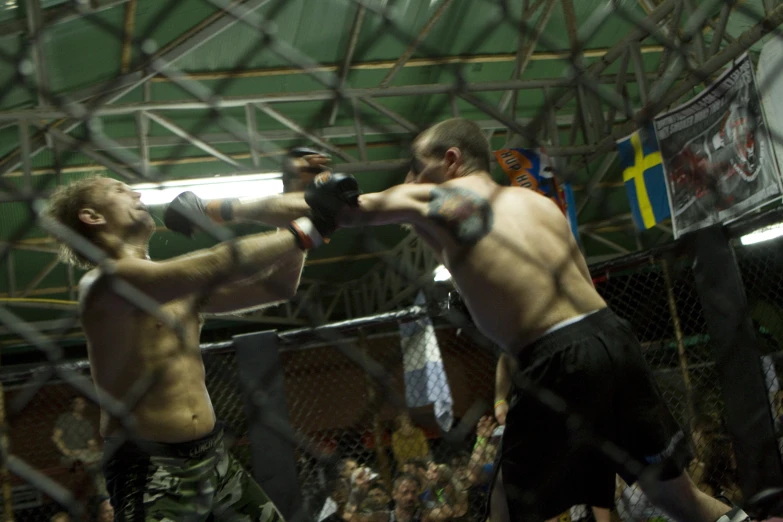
[
  {"x1": 43, "y1": 154, "x2": 358, "y2": 521},
  {"x1": 333, "y1": 118, "x2": 746, "y2": 522}
]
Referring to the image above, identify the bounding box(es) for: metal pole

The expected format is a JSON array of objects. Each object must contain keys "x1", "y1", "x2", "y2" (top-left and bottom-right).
[
  {"x1": 662, "y1": 259, "x2": 696, "y2": 431},
  {"x1": 256, "y1": 103, "x2": 356, "y2": 162},
  {"x1": 0, "y1": 76, "x2": 655, "y2": 120},
  {"x1": 0, "y1": 379, "x2": 14, "y2": 522},
  {"x1": 144, "y1": 111, "x2": 245, "y2": 169},
  {"x1": 577, "y1": 3, "x2": 783, "y2": 170},
  {"x1": 328, "y1": 4, "x2": 366, "y2": 126},
  {"x1": 378, "y1": 0, "x2": 456, "y2": 88},
  {"x1": 120, "y1": 0, "x2": 138, "y2": 74},
  {"x1": 359, "y1": 330, "x2": 393, "y2": 493}
]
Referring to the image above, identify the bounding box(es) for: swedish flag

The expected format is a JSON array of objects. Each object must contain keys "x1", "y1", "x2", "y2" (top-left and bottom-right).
[{"x1": 617, "y1": 124, "x2": 671, "y2": 230}]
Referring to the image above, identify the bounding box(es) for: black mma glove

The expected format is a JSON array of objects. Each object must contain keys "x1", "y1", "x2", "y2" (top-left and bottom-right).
[
  {"x1": 164, "y1": 191, "x2": 237, "y2": 238},
  {"x1": 282, "y1": 147, "x2": 331, "y2": 193},
  {"x1": 288, "y1": 173, "x2": 360, "y2": 250}
]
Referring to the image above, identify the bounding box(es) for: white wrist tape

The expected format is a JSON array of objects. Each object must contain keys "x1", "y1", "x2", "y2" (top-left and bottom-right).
[{"x1": 290, "y1": 217, "x2": 324, "y2": 249}]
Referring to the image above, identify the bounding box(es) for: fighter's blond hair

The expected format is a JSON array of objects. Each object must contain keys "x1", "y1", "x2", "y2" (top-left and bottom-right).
[{"x1": 43, "y1": 175, "x2": 106, "y2": 270}]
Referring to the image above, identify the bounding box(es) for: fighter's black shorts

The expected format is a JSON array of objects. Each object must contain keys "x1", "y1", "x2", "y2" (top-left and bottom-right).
[{"x1": 493, "y1": 307, "x2": 690, "y2": 520}]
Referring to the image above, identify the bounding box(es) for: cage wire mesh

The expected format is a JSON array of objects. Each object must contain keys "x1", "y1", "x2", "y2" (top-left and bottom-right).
[{"x1": 0, "y1": 0, "x2": 780, "y2": 521}]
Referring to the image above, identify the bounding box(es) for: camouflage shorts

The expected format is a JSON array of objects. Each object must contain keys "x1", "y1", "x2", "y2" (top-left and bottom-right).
[{"x1": 104, "y1": 426, "x2": 284, "y2": 522}]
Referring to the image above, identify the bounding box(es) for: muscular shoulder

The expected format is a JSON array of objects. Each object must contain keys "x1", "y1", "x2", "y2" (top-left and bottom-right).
[{"x1": 426, "y1": 181, "x2": 495, "y2": 246}]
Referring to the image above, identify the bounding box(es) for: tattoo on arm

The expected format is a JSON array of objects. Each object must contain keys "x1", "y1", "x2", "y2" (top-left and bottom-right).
[{"x1": 427, "y1": 187, "x2": 493, "y2": 245}]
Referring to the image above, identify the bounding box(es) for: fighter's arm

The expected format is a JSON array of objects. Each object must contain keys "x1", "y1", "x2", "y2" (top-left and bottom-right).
[
  {"x1": 494, "y1": 353, "x2": 513, "y2": 425},
  {"x1": 341, "y1": 184, "x2": 494, "y2": 246},
  {"x1": 51, "y1": 428, "x2": 71, "y2": 457},
  {"x1": 340, "y1": 184, "x2": 432, "y2": 227},
  {"x1": 86, "y1": 229, "x2": 303, "y2": 307},
  {"x1": 200, "y1": 249, "x2": 305, "y2": 314},
  {"x1": 228, "y1": 193, "x2": 310, "y2": 228}
]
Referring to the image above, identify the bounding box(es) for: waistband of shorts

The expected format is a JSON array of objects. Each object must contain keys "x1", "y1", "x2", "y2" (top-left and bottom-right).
[
  {"x1": 104, "y1": 421, "x2": 224, "y2": 459},
  {"x1": 514, "y1": 307, "x2": 623, "y2": 367}
]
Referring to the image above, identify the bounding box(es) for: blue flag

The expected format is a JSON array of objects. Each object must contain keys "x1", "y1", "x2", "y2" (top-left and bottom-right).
[
  {"x1": 617, "y1": 124, "x2": 671, "y2": 230},
  {"x1": 399, "y1": 292, "x2": 454, "y2": 431}
]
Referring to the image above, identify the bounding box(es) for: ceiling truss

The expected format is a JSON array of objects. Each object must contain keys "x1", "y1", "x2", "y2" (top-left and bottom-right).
[{"x1": 0, "y1": 0, "x2": 779, "y2": 330}]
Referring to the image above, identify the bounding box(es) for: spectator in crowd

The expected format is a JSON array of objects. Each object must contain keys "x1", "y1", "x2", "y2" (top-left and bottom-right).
[
  {"x1": 51, "y1": 396, "x2": 97, "y2": 468},
  {"x1": 50, "y1": 512, "x2": 71, "y2": 522},
  {"x1": 359, "y1": 485, "x2": 392, "y2": 514},
  {"x1": 392, "y1": 414, "x2": 430, "y2": 469},
  {"x1": 318, "y1": 478, "x2": 353, "y2": 522},
  {"x1": 318, "y1": 458, "x2": 361, "y2": 521},
  {"x1": 690, "y1": 415, "x2": 742, "y2": 506},
  {"x1": 403, "y1": 458, "x2": 431, "y2": 498},
  {"x1": 349, "y1": 466, "x2": 380, "y2": 512},
  {"x1": 390, "y1": 474, "x2": 424, "y2": 522},
  {"x1": 425, "y1": 463, "x2": 469, "y2": 521},
  {"x1": 95, "y1": 497, "x2": 114, "y2": 522},
  {"x1": 71, "y1": 439, "x2": 107, "y2": 497}
]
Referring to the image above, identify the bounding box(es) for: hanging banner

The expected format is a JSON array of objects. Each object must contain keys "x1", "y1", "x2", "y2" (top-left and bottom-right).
[
  {"x1": 494, "y1": 147, "x2": 580, "y2": 242},
  {"x1": 757, "y1": 35, "x2": 783, "y2": 182},
  {"x1": 653, "y1": 53, "x2": 781, "y2": 238}
]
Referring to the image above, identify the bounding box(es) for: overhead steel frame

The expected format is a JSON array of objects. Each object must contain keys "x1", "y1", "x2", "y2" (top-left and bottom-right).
[{"x1": 0, "y1": 0, "x2": 779, "y2": 326}]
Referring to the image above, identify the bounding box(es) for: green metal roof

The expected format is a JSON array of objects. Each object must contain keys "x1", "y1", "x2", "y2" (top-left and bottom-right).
[{"x1": 0, "y1": 0, "x2": 777, "y2": 349}]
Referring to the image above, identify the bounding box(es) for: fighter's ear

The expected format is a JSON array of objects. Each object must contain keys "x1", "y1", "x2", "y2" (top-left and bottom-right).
[
  {"x1": 444, "y1": 147, "x2": 462, "y2": 177},
  {"x1": 78, "y1": 208, "x2": 106, "y2": 226}
]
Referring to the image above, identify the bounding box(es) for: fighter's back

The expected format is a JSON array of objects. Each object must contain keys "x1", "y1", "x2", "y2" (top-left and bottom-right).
[{"x1": 417, "y1": 175, "x2": 607, "y2": 352}]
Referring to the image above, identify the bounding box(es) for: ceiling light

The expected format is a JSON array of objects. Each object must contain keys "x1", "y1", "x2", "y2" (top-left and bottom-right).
[
  {"x1": 433, "y1": 264, "x2": 451, "y2": 282},
  {"x1": 132, "y1": 173, "x2": 283, "y2": 206},
  {"x1": 740, "y1": 222, "x2": 783, "y2": 246}
]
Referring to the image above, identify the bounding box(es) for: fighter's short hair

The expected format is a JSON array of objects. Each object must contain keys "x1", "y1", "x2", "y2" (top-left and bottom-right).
[{"x1": 419, "y1": 118, "x2": 492, "y2": 173}]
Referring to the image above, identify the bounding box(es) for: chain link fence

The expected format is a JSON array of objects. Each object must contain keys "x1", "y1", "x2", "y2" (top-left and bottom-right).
[
  {"x1": 0, "y1": 0, "x2": 781, "y2": 521},
  {"x1": 2, "y1": 235, "x2": 782, "y2": 521}
]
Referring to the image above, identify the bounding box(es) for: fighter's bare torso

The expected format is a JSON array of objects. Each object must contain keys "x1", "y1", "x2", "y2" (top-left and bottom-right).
[
  {"x1": 411, "y1": 175, "x2": 607, "y2": 351},
  {"x1": 80, "y1": 272, "x2": 215, "y2": 443}
]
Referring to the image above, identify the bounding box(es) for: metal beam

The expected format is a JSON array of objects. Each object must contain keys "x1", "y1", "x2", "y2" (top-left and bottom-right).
[
  {"x1": 524, "y1": 0, "x2": 677, "y2": 136},
  {"x1": 144, "y1": 111, "x2": 245, "y2": 169},
  {"x1": 681, "y1": 0, "x2": 708, "y2": 64},
  {"x1": 378, "y1": 0, "x2": 456, "y2": 88},
  {"x1": 351, "y1": 99, "x2": 367, "y2": 162},
  {"x1": 23, "y1": 0, "x2": 50, "y2": 108},
  {"x1": 146, "y1": 46, "x2": 665, "y2": 83},
  {"x1": 20, "y1": 257, "x2": 60, "y2": 298},
  {"x1": 358, "y1": 96, "x2": 420, "y2": 133},
  {"x1": 245, "y1": 104, "x2": 261, "y2": 168},
  {"x1": 584, "y1": 232, "x2": 631, "y2": 254},
  {"x1": 45, "y1": 127, "x2": 143, "y2": 182},
  {"x1": 578, "y1": 3, "x2": 783, "y2": 170},
  {"x1": 66, "y1": 0, "x2": 275, "y2": 103},
  {"x1": 328, "y1": 4, "x2": 366, "y2": 126},
  {"x1": 605, "y1": 48, "x2": 630, "y2": 135},
  {"x1": 491, "y1": 0, "x2": 558, "y2": 142},
  {"x1": 576, "y1": 152, "x2": 619, "y2": 216},
  {"x1": 6, "y1": 252, "x2": 15, "y2": 298},
  {"x1": 0, "y1": 0, "x2": 275, "y2": 178},
  {"x1": 120, "y1": 0, "x2": 138, "y2": 74},
  {"x1": 708, "y1": 1, "x2": 731, "y2": 57},
  {"x1": 0, "y1": 0, "x2": 129, "y2": 40},
  {"x1": 0, "y1": 74, "x2": 666, "y2": 121},
  {"x1": 256, "y1": 103, "x2": 356, "y2": 162},
  {"x1": 629, "y1": 41, "x2": 649, "y2": 105}
]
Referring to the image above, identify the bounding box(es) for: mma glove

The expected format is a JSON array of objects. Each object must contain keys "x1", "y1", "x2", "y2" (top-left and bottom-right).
[
  {"x1": 283, "y1": 147, "x2": 331, "y2": 193},
  {"x1": 163, "y1": 191, "x2": 237, "y2": 238},
  {"x1": 288, "y1": 173, "x2": 361, "y2": 250}
]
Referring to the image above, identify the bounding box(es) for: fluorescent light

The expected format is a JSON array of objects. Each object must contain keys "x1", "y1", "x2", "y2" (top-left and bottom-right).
[
  {"x1": 433, "y1": 264, "x2": 451, "y2": 282},
  {"x1": 740, "y1": 222, "x2": 783, "y2": 245},
  {"x1": 132, "y1": 173, "x2": 284, "y2": 206}
]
